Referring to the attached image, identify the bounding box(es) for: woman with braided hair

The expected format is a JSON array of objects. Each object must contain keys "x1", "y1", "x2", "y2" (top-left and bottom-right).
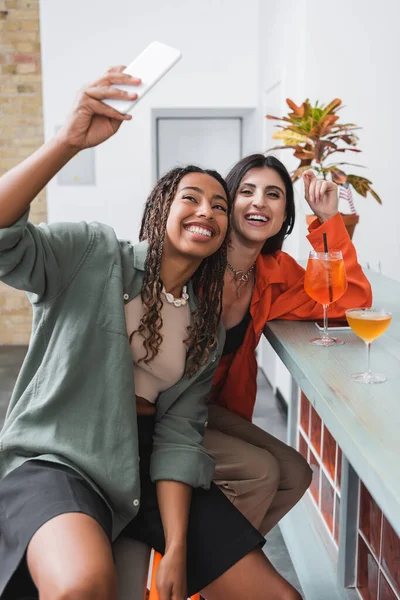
[{"x1": 0, "y1": 68, "x2": 273, "y2": 600}]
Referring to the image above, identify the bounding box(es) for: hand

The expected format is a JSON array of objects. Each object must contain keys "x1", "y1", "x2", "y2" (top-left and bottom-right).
[
  {"x1": 156, "y1": 547, "x2": 187, "y2": 600},
  {"x1": 303, "y1": 170, "x2": 339, "y2": 223},
  {"x1": 56, "y1": 66, "x2": 142, "y2": 151}
]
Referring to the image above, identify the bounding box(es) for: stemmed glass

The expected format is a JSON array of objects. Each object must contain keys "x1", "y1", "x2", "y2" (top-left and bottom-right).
[
  {"x1": 304, "y1": 250, "x2": 348, "y2": 346},
  {"x1": 346, "y1": 308, "x2": 392, "y2": 383}
]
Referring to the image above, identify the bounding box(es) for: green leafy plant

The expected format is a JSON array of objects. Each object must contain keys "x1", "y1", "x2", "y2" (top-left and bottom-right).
[{"x1": 266, "y1": 99, "x2": 382, "y2": 210}]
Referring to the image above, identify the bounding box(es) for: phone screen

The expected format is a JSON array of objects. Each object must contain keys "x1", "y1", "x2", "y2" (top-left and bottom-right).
[{"x1": 315, "y1": 320, "x2": 351, "y2": 331}]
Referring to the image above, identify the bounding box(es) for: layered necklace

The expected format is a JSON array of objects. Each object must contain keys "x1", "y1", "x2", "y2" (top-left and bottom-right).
[{"x1": 227, "y1": 262, "x2": 256, "y2": 297}]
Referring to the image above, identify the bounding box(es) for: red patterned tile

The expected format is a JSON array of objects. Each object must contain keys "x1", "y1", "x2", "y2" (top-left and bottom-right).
[
  {"x1": 359, "y1": 482, "x2": 382, "y2": 558},
  {"x1": 336, "y1": 446, "x2": 342, "y2": 491},
  {"x1": 309, "y1": 449, "x2": 320, "y2": 505},
  {"x1": 322, "y1": 425, "x2": 336, "y2": 480},
  {"x1": 298, "y1": 432, "x2": 309, "y2": 462},
  {"x1": 310, "y1": 405, "x2": 322, "y2": 456},
  {"x1": 321, "y1": 471, "x2": 334, "y2": 533},
  {"x1": 379, "y1": 574, "x2": 398, "y2": 600},
  {"x1": 300, "y1": 392, "x2": 310, "y2": 436},
  {"x1": 381, "y1": 517, "x2": 400, "y2": 596},
  {"x1": 334, "y1": 494, "x2": 340, "y2": 545},
  {"x1": 357, "y1": 535, "x2": 379, "y2": 600}
]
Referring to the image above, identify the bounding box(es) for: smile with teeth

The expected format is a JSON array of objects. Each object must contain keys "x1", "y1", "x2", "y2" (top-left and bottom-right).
[
  {"x1": 245, "y1": 214, "x2": 270, "y2": 223},
  {"x1": 185, "y1": 225, "x2": 214, "y2": 237}
]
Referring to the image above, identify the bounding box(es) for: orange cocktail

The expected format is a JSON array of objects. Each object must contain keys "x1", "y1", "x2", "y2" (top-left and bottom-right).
[
  {"x1": 346, "y1": 310, "x2": 392, "y2": 343},
  {"x1": 304, "y1": 250, "x2": 348, "y2": 346},
  {"x1": 346, "y1": 308, "x2": 392, "y2": 384},
  {"x1": 304, "y1": 255, "x2": 347, "y2": 305}
]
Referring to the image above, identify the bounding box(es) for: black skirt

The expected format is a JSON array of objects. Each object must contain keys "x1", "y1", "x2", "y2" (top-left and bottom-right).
[{"x1": 0, "y1": 416, "x2": 265, "y2": 598}]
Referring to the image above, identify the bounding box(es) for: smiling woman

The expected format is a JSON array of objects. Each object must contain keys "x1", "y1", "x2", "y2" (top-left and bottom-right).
[
  {"x1": 203, "y1": 152, "x2": 372, "y2": 598},
  {"x1": 0, "y1": 69, "x2": 280, "y2": 600},
  {"x1": 161, "y1": 175, "x2": 229, "y2": 270}
]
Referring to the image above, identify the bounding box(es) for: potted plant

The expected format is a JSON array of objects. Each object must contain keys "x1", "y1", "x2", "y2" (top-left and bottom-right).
[{"x1": 266, "y1": 98, "x2": 382, "y2": 239}]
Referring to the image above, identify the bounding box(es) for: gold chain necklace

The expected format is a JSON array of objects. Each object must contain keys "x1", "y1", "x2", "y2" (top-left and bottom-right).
[{"x1": 227, "y1": 262, "x2": 256, "y2": 297}]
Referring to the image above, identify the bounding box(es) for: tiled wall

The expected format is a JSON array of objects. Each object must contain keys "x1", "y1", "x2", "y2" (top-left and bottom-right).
[
  {"x1": 357, "y1": 483, "x2": 400, "y2": 600},
  {"x1": 298, "y1": 392, "x2": 400, "y2": 600},
  {"x1": 298, "y1": 391, "x2": 342, "y2": 545}
]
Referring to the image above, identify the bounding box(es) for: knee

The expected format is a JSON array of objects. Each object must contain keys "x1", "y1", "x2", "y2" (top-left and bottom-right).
[
  {"x1": 53, "y1": 571, "x2": 117, "y2": 600},
  {"x1": 255, "y1": 453, "x2": 281, "y2": 495},
  {"x1": 296, "y1": 454, "x2": 313, "y2": 496},
  {"x1": 288, "y1": 450, "x2": 313, "y2": 498}
]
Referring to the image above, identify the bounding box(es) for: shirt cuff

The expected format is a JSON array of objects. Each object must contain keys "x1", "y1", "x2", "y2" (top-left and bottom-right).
[
  {"x1": 306, "y1": 213, "x2": 349, "y2": 251},
  {"x1": 150, "y1": 446, "x2": 215, "y2": 489}
]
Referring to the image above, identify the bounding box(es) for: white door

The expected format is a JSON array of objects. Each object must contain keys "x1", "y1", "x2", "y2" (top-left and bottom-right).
[{"x1": 156, "y1": 117, "x2": 242, "y2": 179}]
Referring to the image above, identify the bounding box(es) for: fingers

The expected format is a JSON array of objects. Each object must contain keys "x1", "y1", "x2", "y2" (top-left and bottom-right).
[
  {"x1": 302, "y1": 170, "x2": 314, "y2": 202},
  {"x1": 302, "y1": 169, "x2": 315, "y2": 180},
  {"x1": 157, "y1": 582, "x2": 173, "y2": 600},
  {"x1": 97, "y1": 72, "x2": 142, "y2": 87},
  {"x1": 89, "y1": 73, "x2": 141, "y2": 94},
  {"x1": 304, "y1": 175, "x2": 329, "y2": 205},
  {"x1": 319, "y1": 181, "x2": 328, "y2": 203},
  {"x1": 82, "y1": 96, "x2": 132, "y2": 121},
  {"x1": 105, "y1": 65, "x2": 127, "y2": 74},
  {"x1": 86, "y1": 84, "x2": 138, "y2": 104}
]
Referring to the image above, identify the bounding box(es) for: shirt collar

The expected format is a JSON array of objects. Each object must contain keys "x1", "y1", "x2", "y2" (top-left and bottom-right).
[{"x1": 133, "y1": 240, "x2": 149, "y2": 271}]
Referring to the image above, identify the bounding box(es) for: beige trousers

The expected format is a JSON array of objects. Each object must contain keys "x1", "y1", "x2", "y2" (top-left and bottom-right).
[{"x1": 203, "y1": 403, "x2": 312, "y2": 536}]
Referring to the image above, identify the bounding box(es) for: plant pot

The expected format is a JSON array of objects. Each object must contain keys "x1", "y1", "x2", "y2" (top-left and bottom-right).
[{"x1": 306, "y1": 213, "x2": 360, "y2": 240}]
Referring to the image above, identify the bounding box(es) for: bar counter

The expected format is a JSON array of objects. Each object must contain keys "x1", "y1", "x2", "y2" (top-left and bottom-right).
[{"x1": 263, "y1": 270, "x2": 400, "y2": 600}]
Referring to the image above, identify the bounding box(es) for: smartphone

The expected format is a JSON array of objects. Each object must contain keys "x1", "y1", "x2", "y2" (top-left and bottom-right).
[
  {"x1": 315, "y1": 320, "x2": 351, "y2": 332},
  {"x1": 102, "y1": 41, "x2": 182, "y2": 114}
]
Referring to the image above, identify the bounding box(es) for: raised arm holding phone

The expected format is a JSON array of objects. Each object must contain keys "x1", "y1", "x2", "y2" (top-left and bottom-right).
[{"x1": 0, "y1": 64, "x2": 308, "y2": 600}]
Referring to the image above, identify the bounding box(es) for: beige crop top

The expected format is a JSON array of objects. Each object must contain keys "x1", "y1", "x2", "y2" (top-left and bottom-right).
[{"x1": 124, "y1": 294, "x2": 191, "y2": 403}]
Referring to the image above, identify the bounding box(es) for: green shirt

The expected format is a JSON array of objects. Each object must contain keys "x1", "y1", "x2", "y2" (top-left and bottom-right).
[{"x1": 0, "y1": 212, "x2": 224, "y2": 539}]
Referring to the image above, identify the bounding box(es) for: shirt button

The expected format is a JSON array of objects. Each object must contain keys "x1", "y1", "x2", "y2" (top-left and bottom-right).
[
  {"x1": 123, "y1": 293, "x2": 129, "y2": 301},
  {"x1": 133, "y1": 499, "x2": 139, "y2": 507}
]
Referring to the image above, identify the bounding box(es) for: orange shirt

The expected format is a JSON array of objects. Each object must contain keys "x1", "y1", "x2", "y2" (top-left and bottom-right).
[{"x1": 211, "y1": 214, "x2": 373, "y2": 421}]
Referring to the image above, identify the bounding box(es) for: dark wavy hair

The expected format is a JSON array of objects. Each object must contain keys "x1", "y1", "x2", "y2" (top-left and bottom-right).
[
  {"x1": 226, "y1": 154, "x2": 295, "y2": 254},
  {"x1": 136, "y1": 165, "x2": 231, "y2": 378}
]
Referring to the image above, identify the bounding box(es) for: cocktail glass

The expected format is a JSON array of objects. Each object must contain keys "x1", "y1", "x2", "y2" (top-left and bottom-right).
[
  {"x1": 346, "y1": 307, "x2": 392, "y2": 383},
  {"x1": 304, "y1": 250, "x2": 348, "y2": 346}
]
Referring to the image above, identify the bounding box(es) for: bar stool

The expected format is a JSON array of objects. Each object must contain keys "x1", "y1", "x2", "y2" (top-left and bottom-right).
[{"x1": 113, "y1": 537, "x2": 200, "y2": 600}]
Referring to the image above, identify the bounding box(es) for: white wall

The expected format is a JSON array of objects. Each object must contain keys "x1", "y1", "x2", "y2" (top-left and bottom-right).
[
  {"x1": 257, "y1": 0, "x2": 307, "y2": 393},
  {"x1": 299, "y1": 0, "x2": 400, "y2": 281},
  {"x1": 260, "y1": 0, "x2": 400, "y2": 281},
  {"x1": 39, "y1": 0, "x2": 260, "y2": 241}
]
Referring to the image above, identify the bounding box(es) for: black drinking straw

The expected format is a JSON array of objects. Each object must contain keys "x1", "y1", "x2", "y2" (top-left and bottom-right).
[
  {"x1": 323, "y1": 232, "x2": 333, "y2": 303},
  {"x1": 323, "y1": 232, "x2": 328, "y2": 254}
]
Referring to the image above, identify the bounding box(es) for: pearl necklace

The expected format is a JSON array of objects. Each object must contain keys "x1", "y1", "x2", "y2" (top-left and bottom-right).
[{"x1": 162, "y1": 285, "x2": 189, "y2": 307}]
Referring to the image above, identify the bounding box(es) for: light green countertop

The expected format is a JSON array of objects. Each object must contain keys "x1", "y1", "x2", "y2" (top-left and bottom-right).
[{"x1": 264, "y1": 270, "x2": 400, "y2": 537}]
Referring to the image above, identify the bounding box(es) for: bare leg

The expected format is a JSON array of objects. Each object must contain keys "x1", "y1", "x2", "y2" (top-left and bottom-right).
[
  {"x1": 27, "y1": 512, "x2": 117, "y2": 600},
  {"x1": 201, "y1": 548, "x2": 302, "y2": 600}
]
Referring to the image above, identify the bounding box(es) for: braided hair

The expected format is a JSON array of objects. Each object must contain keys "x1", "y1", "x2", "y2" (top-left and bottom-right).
[{"x1": 136, "y1": 165, "x2": 231, "y2": 378}]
